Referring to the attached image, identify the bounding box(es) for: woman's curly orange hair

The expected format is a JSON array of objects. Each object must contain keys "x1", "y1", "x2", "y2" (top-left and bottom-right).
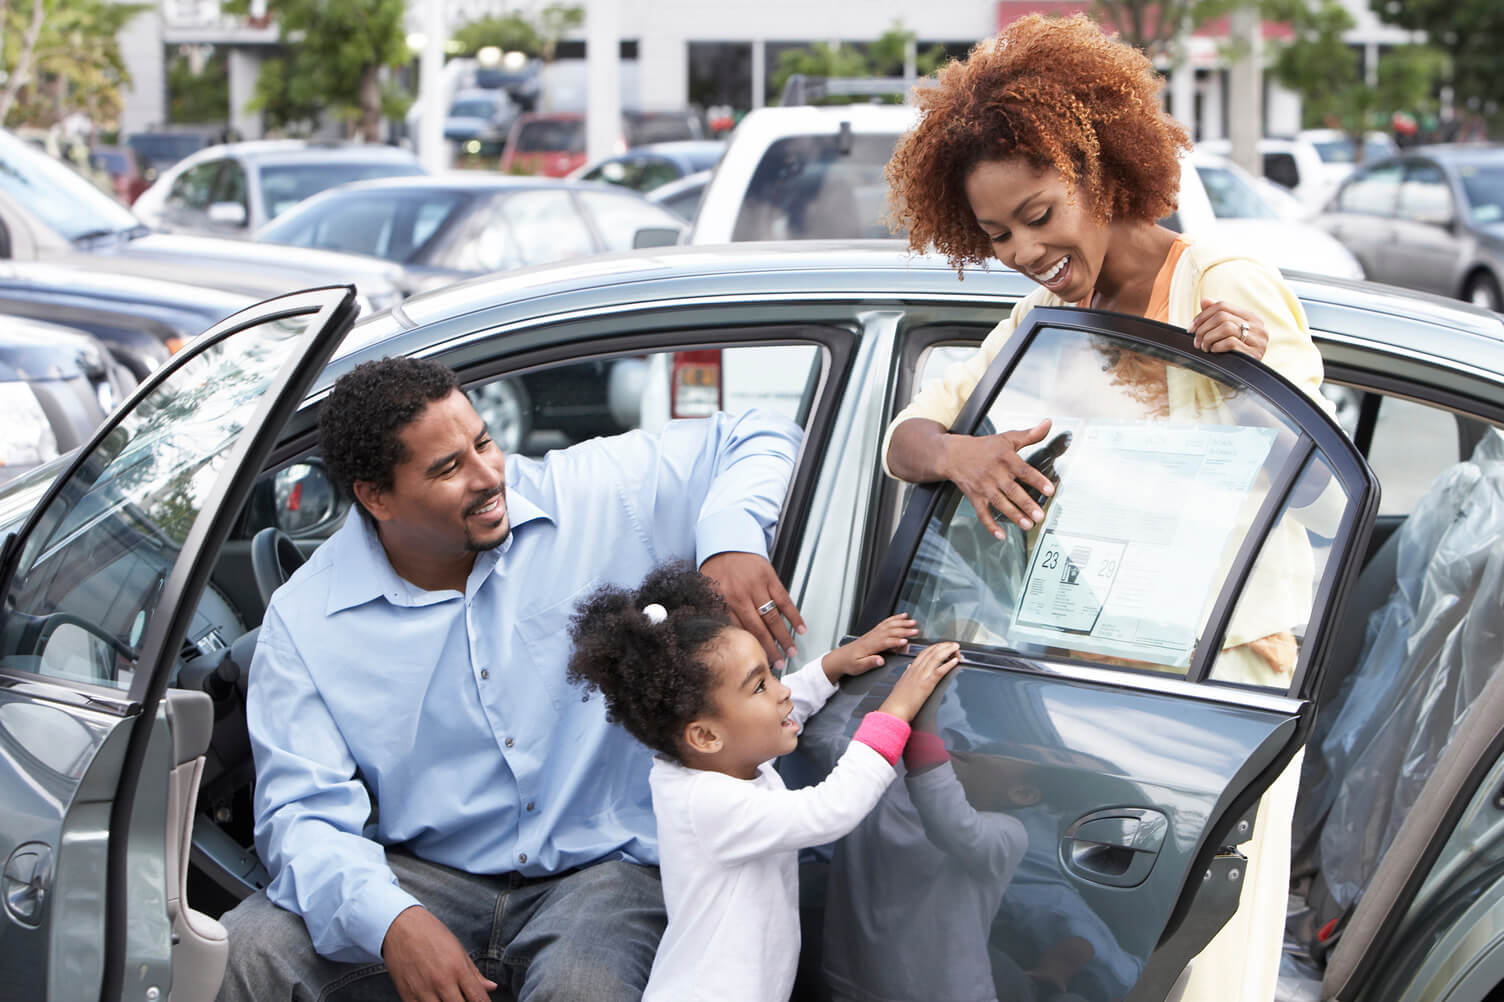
[{"x1": 887, "y1": 14, "x2": 1190, "y2": 272}]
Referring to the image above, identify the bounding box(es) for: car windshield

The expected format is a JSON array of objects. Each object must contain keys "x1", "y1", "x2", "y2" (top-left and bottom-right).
[
  {"x1": 732, "y1": 132, "x2": 902, "y2": 240},
  {"x1": 259, "y1": 160, "x2": 425, "y2": 220},
  {"x1": 1196, "y1": 163, "x2": 1278, "y2": 220},
  {"x1": 258, "y1": 188, "x2": 469, "y2": 263},
  {"x1": 0, "y1": 130, "x2": 141, "y2": 240},
  {"x1": 514, "y1": 120, "x2": 585, "y2": 153},
  {"x1": 128, "y1": 132, "x2": 210, "y2": 166},
  {"x1": 1310, "y1": 136, "x2": 1393, "y2": 164},
  {"x1": 1457, "y1": 164, "x2": 1504, "y2": 225},
  {"x1": 451, "y1": 99, "x2": 500, "y2": 118}
]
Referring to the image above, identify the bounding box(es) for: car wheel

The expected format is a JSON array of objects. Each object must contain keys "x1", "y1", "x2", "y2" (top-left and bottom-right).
[
  {"x1": 1464, "y1": 271, "x2": 1503, "y2": 312},
  {"x1": 469, "y1": 377, "x2": 532, "y2": 454}
]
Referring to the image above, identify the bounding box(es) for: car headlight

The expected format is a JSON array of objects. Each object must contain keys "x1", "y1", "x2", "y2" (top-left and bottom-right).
[{"x1": 0, "y1": 382, "x2": 59, "y2": 469}]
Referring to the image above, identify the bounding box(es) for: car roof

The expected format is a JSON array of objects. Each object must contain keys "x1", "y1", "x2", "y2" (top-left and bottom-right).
[
  {"x1": 189, "y1": 140, "x2": 421, "y2": 166},
  {"x1": 1404, "y1": 143, "x2": 1504, "y2": 164},
  {"x1": 298, "y1": 172, "x2": 625, "y2": 196},
  {"x1": 336, "y1": 241, "x2": 1504, "y2": 383}
]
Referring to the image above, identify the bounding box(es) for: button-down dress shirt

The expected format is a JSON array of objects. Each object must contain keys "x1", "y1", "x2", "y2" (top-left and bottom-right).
[{"x1": 247, "y1": 410, "x2": 803, "y2": 962}]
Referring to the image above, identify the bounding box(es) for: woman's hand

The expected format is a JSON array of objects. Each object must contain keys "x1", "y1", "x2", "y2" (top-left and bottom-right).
[
  {"x1": 1191, "y1": 298, "x2": 1268, "y2": 360},
  {"x1": 939, "y1": 418, "x2": 1055, "y2": 539}
]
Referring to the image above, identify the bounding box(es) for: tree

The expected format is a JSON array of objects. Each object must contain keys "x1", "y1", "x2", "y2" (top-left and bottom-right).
[
  {"x1": 1265, "y1": 0, "x2": 1445, "y2": 154},
  {"x1": 0, "y1": 0, "x2": 149, "y2": 129},
  {"x1": 452, "y1": 13, "x2": 540, "y2": 58},
  {"x1": 224, "y1": 0, "x2": 410, "y2": 142},
  {"x1": 167, "y1": 47, "x2": 230, "y2": 125},
  {"x1": 1371, "y1": 0, "x2": 1503, "y2": 133},
  {"x1": 771, "y1": 23, "x2": 949, "y2": 105}
]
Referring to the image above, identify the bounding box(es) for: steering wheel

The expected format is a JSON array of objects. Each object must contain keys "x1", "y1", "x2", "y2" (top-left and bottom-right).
[{"x1": 251, "y1": 527, "x2": 307, "y2": 606}]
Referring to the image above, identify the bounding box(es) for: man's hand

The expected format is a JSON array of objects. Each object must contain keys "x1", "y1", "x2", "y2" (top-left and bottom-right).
[
  {"x1": 700, "y1": 551, "x2": 806, "y2": 669},
  {"x1": 382, "y1": 905, "x2": 497, "y2": 1002},
  {"x1": 821, "y1": 614, "x2": 919, "y2": 682}
]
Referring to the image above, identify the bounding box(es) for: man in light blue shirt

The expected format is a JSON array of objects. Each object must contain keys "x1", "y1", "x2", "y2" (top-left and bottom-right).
[{"x1": 217, "y1": 357, "x2": 805, "y2": 1002}]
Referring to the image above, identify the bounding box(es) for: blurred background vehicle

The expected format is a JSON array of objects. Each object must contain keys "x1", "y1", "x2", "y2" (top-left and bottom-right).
[
  {"x1": 471, "y1": 54, "x2": 543, "y2": 112},
  {"x1": 255, "y1": 174, "x2": 687, "y2": 289},
  {"x1": 445, "y1": 88, "x2": 519, "y2": 160},
  {"x1": 132, "y1": 139, "x2": 426, "y2": 238},
  {"x1": 1299, "y1": 127, "x2": 1399, "y2": 184},
  {"x1": 0, "y1": 316, "x2": 136, "y2": 483},
  {"x1": 501, "y1": 109, "x2": 705, "y2": 177},
  {"x1": 87, "y1": 145, "x2": 150, "y2": 205},
  {"x1": 1191, "y1": 149, "x2": 1365, "y2": 279},
  {"x1": 647, "y1": 169, "x2": 712, "y2": 222},
  {"x1": 623, "y1": 109, "x2": 705, "y2": 146},
  {"x1": 1314, "y1": 145, "x2": 1504, "y2": 309},
  {"x1": 1198, "y1": 134, "x2": 1390, "y2": 217},
  {"x1": 570, "y1": 139, "x2": 725, "y2": 193},
  {"x1": 0, "y1": 128, "x2": 410, "y2": 314},
  {"x1": 125, "y1": 126, "x2": 221, "y2": 185}
]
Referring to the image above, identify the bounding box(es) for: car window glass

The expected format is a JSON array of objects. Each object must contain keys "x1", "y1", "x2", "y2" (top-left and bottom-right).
[
  {"x1": 1398, "y1": 164, "x2": 1452, "y2": 224},
  {"x1": 1458, "y1": 164, "x2": 1504, "y2": 225},
  {"x1": 514, "y1": 119, "x2": 585, "y2": 153},
  {"x1": 0, "y1": 129, "x2": 140, "y2": 239},
  {"x1": 500, "y1": 189, "x2": 595, "y2": 265},
  {"x1": 896, "y1": 325, "x2": 1311, "y2": 679},
  {"x1": 425, "y1": 196, "x2": 523, "y2": 272},
  {"x1": 170, "y1": 161, "x2": 223, "y2": 210},
  {"x1": 1263, "y1": 151, "x2": 1301, "y2": 190},
  {"x1": 1336, "y1": 163, "x2": 1402, "y2": 215},
  {"x1": 258, "y1": 160, "x2": 424, "y2": 221},
  {"x1": 212, "y1": 160, "x2": 248, "y2": 208},
  {"x1": 576, "y1": 191, "x2": 684, "y2": 252},
  {"x1": 658, "y1": 185, "x2": 704, "y2": 221},
  {"x1": 1366, "y1": 393, "x2": 1465, "y2": 516},
  {"x1": 733, "y1": 133, "x2": 902, "y2": 240},
  {"x1": 1, "y1": 312, "x2": 315, "y2": 690},
  {"x1": 1197, "y1": 163, "x2": 1277, "y2": 220}
]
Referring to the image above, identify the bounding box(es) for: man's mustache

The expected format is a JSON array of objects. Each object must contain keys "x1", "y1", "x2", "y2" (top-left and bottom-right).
[{"x1": 465, "y1": 485, "x2": 506, "y2": 516}]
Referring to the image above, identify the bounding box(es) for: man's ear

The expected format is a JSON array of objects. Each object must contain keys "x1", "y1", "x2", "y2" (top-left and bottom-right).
[
  {"x1": 684, "y1": 719, "x2": 722, "y2": 756},
  {"x1": 352, "y1": 481, "x2": 390, "y2": 522}
]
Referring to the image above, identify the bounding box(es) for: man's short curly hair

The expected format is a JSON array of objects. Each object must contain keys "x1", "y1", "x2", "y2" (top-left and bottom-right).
[
  {"x1": 567, "y1": 562, "x2": 734, "y2": 761},
  {"x1": 886, "y1": 14, "x2": 1190, "y2": 272},
  {"x1": 318, "y1": 356, "x2": 461, "y2": 516}
]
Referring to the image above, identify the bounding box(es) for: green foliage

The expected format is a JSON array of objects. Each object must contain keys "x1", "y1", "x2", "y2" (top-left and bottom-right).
[
  {"x1": 771, "y1": 22, "x2": 950, "y2": 105},
  {"x1": 1, "y1": 0, "x2": 150, "y2": 129},
  {"x1": 1372, "y1": 0, "x2": 1502, "y2": 129},
  {"x1": 224, "y1": 0, "x2": 410, "y2": 139},
  {"x1": 452, "y1": 14, "x2": 541, "y2": 57},
  {"x1": 167, "y1": 48, "x2": 230, "y2": 125},
  {"x1": 1265, "y1": 0, "x2": 1445, "y2": 143}
]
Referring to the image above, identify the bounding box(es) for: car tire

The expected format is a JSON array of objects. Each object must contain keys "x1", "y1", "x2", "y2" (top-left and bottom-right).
[
  {"x1": 1464, "y1": 271, "x2": 1503, "y2": 312},
  {"x1": 469, "y1": 377, "x2": 532, "y2": 454}
]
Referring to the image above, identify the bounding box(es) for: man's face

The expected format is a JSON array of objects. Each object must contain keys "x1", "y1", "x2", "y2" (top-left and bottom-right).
[{"x1": 363, "y1": 389, "x2": 511, "y2": 560}]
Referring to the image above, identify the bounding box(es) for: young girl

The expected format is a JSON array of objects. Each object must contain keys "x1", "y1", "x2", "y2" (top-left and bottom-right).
[{"x1": 567, "y1": 561, "x2": 960, "y2": 1002}]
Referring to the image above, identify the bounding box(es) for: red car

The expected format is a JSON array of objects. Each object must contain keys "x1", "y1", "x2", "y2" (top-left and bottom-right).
[
  {"x1": 501, "y1": 110, "x2": 703, "y2": 177},
  {"x1": 89, "y1": 145, "x2": 150, "y2": 204}
]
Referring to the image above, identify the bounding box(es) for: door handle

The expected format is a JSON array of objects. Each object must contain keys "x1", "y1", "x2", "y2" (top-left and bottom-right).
[{"x1": 1061, "y1": 808, "x2": 1168, "y2": 888}]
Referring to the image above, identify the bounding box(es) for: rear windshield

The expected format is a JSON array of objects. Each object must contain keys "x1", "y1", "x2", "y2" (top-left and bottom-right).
[
  {"x1": 451, "y1": 99, "x2": 501, "y2": 119},
  {"x1": 127, "y1": 133, "x2": 210, "y2": 165},
  {"x1": 625, "y1": 114, "x2": 702, "y2": 146},
  {"x1": 514, "y1": 120, "x2": 585, "y2": 154},
  {"x1": 732, "y1": 132, "x2": 902, "y2": 241},
  {"x1": 259, "y1": 160, "x2": 425, "y2": 220}
]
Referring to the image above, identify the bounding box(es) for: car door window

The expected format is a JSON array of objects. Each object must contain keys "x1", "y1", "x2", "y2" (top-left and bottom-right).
[
  {"x1": 500, "y1": 189, "x2": 595, "y2": 265},
  {"x1": 1336, "y1": 164, "x2": 1402, "y2": 216},
  {"x1": 576, "y1": 190, "x2": 685, "y2": 251},
  {"x1": 891, "y1": 315, "x2": 1366, "y2": 689},
  {"x1": 212, "y1": 159, "x2": 249, "y2": 213},
  {"x1": 1397, "y1": 164, "x2": 1453, "y2": 225},
  {"x1": 168, "y1": 160, "x2": 222, "y2": 210},
  {"x1": 426, "y1": 195, "x2": 524, "y2": 272}
]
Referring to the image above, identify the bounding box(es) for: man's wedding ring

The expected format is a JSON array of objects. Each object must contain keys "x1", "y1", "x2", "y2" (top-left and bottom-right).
[
  {"x1": 756, "y1": 599, "x2": 778, "y2": 616},
  {"x1": 1237, "y1": 320, "x2": 1250, "y2": 342}
]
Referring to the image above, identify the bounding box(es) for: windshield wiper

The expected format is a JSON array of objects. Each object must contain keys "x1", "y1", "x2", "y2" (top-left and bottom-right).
[{"x1": 72, "y1": 224, "x2": 150, "y2": 247}]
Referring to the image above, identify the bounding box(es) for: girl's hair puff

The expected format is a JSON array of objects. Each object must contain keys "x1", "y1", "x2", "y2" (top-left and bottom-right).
[
  {"x1": 567, "y1": 561, "x2": 733, "y2": 761},
  {"x1": 886, "y1": 14, "x2": 1190, "y2": 273}
]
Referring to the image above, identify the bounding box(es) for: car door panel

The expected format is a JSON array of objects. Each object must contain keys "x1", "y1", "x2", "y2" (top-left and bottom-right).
[
  {"x1": 0, "y1": 286, "x2": 358, "y2": 1001},
  {"x1": 793, "y1": 306, "x2": 1376, "y2": 1001}
]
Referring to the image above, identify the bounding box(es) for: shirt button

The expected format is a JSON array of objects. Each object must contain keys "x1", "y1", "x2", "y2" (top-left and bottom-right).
[
  {"x1": 581, "y1": 692, "x2": 590, "y2": 702},
  {"x1": 505, "y1": 737, "x2": 515, "y2": 748},
  {"x1": 480, "y1": 669, "x2": 490, "y2": 680},
  {"x1": 526, "y1": 801, "x2": 535, "y2": 812},
  {"x1": 517, "y1": 852, "x2": 528, "y2": 864}
]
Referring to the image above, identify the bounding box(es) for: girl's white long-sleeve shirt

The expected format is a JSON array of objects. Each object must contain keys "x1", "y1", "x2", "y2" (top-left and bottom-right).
[{"x1": 643, "y1": 660, "x2": 901, "y2": 1002}]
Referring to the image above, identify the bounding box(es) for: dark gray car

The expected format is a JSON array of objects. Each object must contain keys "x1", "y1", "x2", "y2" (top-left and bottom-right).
[
  {"x1": 1314, "y1": 145, "x2": 1504, "y2": 309},
  {"x1": 0, "y1": 245, "x2": 1502, "y2": 1002}
]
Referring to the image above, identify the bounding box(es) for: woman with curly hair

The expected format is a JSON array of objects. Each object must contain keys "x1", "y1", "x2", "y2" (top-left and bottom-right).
[
  {"x1": 880, "y1": 14, "x2": 1325, "y2": 1002},
  {"x1": 567, "y1": 561, "x2": 963, "y2": 1002}
]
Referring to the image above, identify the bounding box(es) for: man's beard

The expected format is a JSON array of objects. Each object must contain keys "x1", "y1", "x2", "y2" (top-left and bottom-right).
[{"x1": 463, "y1": 485, "x2": 508, "y2": 553}]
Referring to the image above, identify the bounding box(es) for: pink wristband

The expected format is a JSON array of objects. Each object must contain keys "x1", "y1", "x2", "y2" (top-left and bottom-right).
[
  {"x1": 853, "y1": 711, "x2": 911, "y2": 766},
  {"x1": 902, "y1": 730, "x2": 951, "y2": 771}
]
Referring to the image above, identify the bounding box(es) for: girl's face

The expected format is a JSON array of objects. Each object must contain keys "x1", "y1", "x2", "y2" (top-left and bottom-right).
[
  {"x1": 964, "y1": 157, "x2": 1112, "y2": 305},
  {"x1": 697, "y1": 627, "x2": 798, "y2": 779}
]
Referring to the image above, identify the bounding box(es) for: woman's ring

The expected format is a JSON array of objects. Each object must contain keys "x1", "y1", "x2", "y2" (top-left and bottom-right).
[
  {"x1": 1237, "y1": 320, "x2": 1250, "y2": 342},
  {"x1": 756, "y1": 599, "x2": 778, "y2": 616}
]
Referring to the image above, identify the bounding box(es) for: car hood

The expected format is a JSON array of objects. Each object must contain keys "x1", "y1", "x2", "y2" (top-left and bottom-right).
[
  {"x1": 1212, "y1": 219, "x2": 1366, "y2": 280},
  {"x1": 66, "y1": 231, "x2": 412, "y2": 308}
]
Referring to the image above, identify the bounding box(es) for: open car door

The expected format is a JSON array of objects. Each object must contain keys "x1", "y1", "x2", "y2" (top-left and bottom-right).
[
  {"x1": 0, "y1": 287, "x2": 357, "y2": 1002},
  {"x1": 796, "y1": 306, "x2": 1378, "y2": 1001}
]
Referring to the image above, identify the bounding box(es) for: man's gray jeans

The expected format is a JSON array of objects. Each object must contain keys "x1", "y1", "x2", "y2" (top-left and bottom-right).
[{"x1": 215, "y1": 852, "x2": 666, "y2": 1001}]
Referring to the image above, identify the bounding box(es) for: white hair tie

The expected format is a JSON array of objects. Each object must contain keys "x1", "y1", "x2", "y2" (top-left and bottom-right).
[{"x1": 642, "y1": 603, "x2": 668, "y2": 625}]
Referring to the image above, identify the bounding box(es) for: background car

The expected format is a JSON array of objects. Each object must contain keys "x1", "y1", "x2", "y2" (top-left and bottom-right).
[
  {"x1": 445, "y1": 88, "x2": 519, "y2": 159},
  {"x1": 570, "y1": 139, "x2": 725, "y2": 192},
  {"x1": 0, "y1": 314, "x2": 135, "y2": 483},
  {"x1": 132, "y1": 139, "x2": 426, "y2": 238},
  {"x1": 1313, "y1": 145, "x2": 1504, "y2": 309},
  {"x1": 647, "y1": 168, "x2": 712, "y2": 222},
  {"x1": 501, "y1": 110, "x2": 705, "y2": 177},
  {"x1": 125, "y1": 125, "x2": 220, "y2": 183},
  {"x1": 1, "y1": 245, "x2": 1501, "y2": 1002},
  {"x1": 88, "y1": 145, "x2": 150, "y2": 204},
  {"x1": 254, "y1": 173, "x2": 688, "y2": 290},
  {"x1": 471, "y1": 55, "x2": 543, "y2": 111}
]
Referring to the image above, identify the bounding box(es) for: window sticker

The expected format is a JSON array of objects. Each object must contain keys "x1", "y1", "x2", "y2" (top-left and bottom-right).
[{"x1": 1009, "y1": 420, "x2": 1277, "y2": 667}]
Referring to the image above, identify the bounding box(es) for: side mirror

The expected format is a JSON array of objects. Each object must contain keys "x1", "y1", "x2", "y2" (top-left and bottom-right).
[
  {"x1": 633, "y1": 226, "x2": 683, "y2": 249},
  {"x1": 207, "y1": 201, "x2": 248, "y2": 227},
  {"x1": 274, "y1": 461, "x2": 341, "y2": 535}
]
